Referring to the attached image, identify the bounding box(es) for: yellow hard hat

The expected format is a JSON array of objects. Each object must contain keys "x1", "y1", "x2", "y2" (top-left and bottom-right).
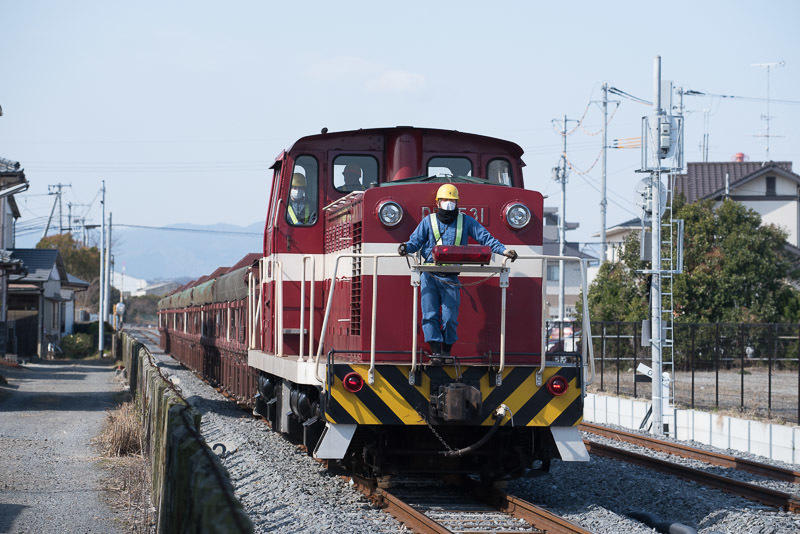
[
  {"x1": 291, "y1": 173, "x2": 307, "y2": 187},
  {"x1": 436, "y1": 183, "x2": 459, "y2": 201}
]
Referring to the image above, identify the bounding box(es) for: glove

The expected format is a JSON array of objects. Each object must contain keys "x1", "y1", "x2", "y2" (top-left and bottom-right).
[
  {"x1": 504, "y1": 249, "x2": 518, "y2": 262},
  {"x1": 398, "y1": 243, "x2": 407, "y2": 256}
]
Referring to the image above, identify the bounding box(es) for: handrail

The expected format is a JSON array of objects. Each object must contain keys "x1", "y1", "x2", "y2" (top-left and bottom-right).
[
  {"x1": 299, "y1": 255, "x2": 316, "y2": 362},
  {"x1": 314, "y1": 253, "x2": 401, "y2": 389},
  {"x1": 515, "y1": 254, "x2": 595, "y2": 387}
]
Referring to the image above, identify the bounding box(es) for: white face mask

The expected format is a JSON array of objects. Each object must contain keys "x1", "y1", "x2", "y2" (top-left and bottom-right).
[
  {"x1": 439, "y1": 200, "x2": 456, "y2": 211},
  {"x1": 290, "y1": 189, "x2": 305, "y2": 201}
]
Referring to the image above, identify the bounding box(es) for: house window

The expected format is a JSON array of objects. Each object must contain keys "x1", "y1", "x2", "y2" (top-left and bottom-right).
[
  {"x1": 766, "y1": 176, "x2": 776, "y2": 196},
  {"x1": 547, "y1": 265, "x2": 559, "y2": 281}
]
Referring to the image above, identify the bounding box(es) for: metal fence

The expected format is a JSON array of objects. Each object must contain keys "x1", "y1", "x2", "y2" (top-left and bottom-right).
[{"x1": 558, "y1": 321, "x2": 800, "y2": 424}]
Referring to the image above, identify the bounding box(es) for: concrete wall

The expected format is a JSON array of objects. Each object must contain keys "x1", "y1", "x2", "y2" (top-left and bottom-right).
[
  {"x1": 120, "y1": 333, "x2": 253, "y2": 534},
  {"x1": 585, "y1": 392, "x2": 800, "y2": 464}
]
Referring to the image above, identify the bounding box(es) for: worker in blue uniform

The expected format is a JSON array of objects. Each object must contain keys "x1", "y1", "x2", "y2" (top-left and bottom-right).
[{"x1": 398, "y1": 184, "x2": 517, "y2": 358}]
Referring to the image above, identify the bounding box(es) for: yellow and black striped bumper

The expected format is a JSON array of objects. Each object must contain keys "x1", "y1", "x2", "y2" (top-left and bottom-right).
[{"x1": 325, "y1": 364, "x2": 582, "y2": 427}]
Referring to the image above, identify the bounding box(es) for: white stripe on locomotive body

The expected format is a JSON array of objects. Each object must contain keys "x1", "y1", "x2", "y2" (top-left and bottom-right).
[{"x1": 269, "y1": 244, "x2": 543, "y2": 282}]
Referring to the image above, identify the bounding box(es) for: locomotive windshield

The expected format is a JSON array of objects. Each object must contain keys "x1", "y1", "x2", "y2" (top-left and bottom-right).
[
  {"x1": 333, "y1": 154, "x2": 379, "y2": 192},
  {"x1": 427, "y1": 156, "x2": 472, "y2": 177}
]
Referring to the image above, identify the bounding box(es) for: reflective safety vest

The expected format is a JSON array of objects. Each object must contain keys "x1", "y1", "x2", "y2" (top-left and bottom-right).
[
  {"x1": 288, "y1": 203, "x2": 310, "y2": 225},
  {"x1": 429, "y1": 213, "x2": 464, "y2": 246}
]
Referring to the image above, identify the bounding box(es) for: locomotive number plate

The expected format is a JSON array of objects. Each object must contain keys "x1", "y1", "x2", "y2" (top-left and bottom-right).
[{"x1": 421, "y1": 206, "x2": 488, "y2": 225}]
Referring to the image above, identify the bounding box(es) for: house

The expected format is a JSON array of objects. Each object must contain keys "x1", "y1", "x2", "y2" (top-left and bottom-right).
[
  {"x1": 542, "y1": 207, "x2": 597, "y2": 319},
  {"x1": 0, "y1": 157, "x2": 28, "y2": 358},
  {"x1": 6, "y1": 249, "x2": 88, "y2": 359},
  {"x1": 592, "y1": 217, "x2": 643, "y2": 262},
  {"x1": 673, "y1": 157, "x2": 800, "y2": 246},
  {"x1": 597, "y1": 156, "x2": 800, "y2": 262}
]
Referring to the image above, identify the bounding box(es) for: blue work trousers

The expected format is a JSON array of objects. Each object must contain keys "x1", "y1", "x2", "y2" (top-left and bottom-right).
[{"x1": 420, "y1": 272, "x2": 461, "y2": 344}]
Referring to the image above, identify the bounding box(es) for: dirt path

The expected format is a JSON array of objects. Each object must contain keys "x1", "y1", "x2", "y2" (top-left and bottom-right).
[{"x1": 0, "y1": 360, "x2": 123, "y2": 533}]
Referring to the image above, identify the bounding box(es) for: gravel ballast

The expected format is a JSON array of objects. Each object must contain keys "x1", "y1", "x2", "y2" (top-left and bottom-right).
[
  {"x1": 0, "y1": 360, "x2": 125, "y2": 533},
  {"x1": 134, "y1": 334, "x2": 404, "y2": 534},
  {"x1": 134, "y1": 330, "x2": 800, "y2": 533},
  {"x1": 508, "y1": 436, "x2": 800, "y2": 534}
]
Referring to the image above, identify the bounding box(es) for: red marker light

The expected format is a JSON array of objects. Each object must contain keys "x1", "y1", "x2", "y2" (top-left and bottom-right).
[
  {"x1": 432, "y1": 245, "x2": 492, "y2": 264},
  {"x1": 546, "y1": 375, "x2": 569, "y2": 396},
  {"x1": 342, "y1": 372, "x2": 364, "y2": 393}
]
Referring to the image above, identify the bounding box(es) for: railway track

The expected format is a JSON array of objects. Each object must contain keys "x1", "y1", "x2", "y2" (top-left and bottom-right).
[
  {"x1": 579, "y1": 422, "x2": 800, "y2": 483},
  {"x1": 351, "y1": 475, "x2": 589, "y2": 534},
  {"x1": 580, "y1": 424, "x2": 800, "y2": 513}
]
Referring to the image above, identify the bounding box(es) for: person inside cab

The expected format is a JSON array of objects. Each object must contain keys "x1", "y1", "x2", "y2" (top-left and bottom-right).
[
  {"x1": 287, "y1": 172, "x2": 315, "y2": 225},
  {"x1": 398, "y1": 184, "x2": 517, "y2": 358},
  {"x1": 341, "y1": 164, "x2": 365, "y2": 192}
]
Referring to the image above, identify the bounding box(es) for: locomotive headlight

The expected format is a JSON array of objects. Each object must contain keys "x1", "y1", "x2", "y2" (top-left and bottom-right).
[
  {"x1": 377, "y1": 200, "x2": 403, "y2": 227},
  {"x1": 504, "y1": 203, "x2": 531, "y2": 229}
]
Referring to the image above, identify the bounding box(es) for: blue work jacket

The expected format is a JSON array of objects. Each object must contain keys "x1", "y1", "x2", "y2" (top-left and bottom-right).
[{"x1": 404, "y1": 213, "x2": 506, "y2": 263}]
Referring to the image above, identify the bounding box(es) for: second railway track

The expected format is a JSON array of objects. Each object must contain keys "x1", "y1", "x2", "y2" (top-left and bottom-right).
[
  {"x1": 580, "y1": 423, "x2": 800, "y2": 513},
  {"x1": 351, "y1": 476, "x2": 590, "y2": 534}
]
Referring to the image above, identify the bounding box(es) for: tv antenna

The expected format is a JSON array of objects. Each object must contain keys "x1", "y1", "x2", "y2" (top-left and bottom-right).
[{"x1": 751, "y1": 61, "x2": 785, "y2": 161}]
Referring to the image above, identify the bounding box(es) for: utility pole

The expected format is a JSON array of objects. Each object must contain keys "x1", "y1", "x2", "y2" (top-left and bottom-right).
[
  {"x1": 600, "y1": 83, "x2": 608, "y2": 262},
  {"x1": 67, "y1": 202, "x2": 72, "y2": 233},
  {"x1": 650, "y1": 56, "x2": 664, "y2": 436},
  {"x1": 98, "y1": 181, "x2": 106, "y2": 355},
  {"x1": 752, "y1": 61, "x2": 785, "y2": 161},
  {"x1": 551, "y1": 114, "x2": 578, "y2": 322}
]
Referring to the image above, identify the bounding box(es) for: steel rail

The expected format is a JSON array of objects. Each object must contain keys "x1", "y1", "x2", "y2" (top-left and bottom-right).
[
  {"x1": 585, "y1": 441, "x2": 800, "y2": 513},
  {"x1": 580, "y1": 422, "x2": 800, "y2": 484},
  {"x1": 350, "y1": 474, "x2": 587, "y2": 534},
  {"x1": 461, "y1": 478, "x2": 590, "y2": 534},
  {"x1": 350, "y1": 476, "x2": 451, "y2": 534}
]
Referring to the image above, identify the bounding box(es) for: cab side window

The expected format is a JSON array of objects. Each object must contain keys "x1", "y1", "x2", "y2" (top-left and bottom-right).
[
  {"x1": 487, "y1": 158, "x2": 512, "y2": 186},
  {"x1": 333, "y1": 155, "x2": 379, "y2": 193},
  {"x1": 286, "y1": 155, "x2": 318, "y2": 226}
]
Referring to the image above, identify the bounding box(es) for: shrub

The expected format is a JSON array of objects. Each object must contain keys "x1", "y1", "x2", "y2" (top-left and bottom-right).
[{"x1": 61, "y1": 333, "x2": 93, "y2": 358}]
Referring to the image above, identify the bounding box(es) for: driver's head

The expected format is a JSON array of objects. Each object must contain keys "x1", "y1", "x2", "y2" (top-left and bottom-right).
[
  {"x1": 290, "y1": 173, "x2": 307, "y2": 201},
  {"x1": 343, "y1": 164, "x2": 362, "y2": 188}
]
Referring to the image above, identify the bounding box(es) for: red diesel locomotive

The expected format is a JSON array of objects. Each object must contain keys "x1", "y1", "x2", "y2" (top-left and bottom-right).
[{"x1": 158, "y1": 126, "x2": 595, "y2": 479}]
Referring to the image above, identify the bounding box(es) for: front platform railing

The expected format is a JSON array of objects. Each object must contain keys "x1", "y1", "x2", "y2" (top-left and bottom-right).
[{"x1": 253, "y1": 252, "x2": 595, "y2": 391}]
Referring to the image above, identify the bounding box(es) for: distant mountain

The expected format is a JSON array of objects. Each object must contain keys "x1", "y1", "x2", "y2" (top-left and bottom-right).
[{"x1": 112, "y1": 221, "x2": 262, "y2": 280}]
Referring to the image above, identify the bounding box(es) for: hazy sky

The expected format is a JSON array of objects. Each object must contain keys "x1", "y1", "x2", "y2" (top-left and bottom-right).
[{"x1": 2, "y1": 0, "x2": 799, "y2": 251}]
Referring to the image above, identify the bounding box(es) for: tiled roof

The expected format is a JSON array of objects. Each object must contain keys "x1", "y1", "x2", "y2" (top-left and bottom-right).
[
  {"x1": 0, "y1": 157, "x2": 21, "y2": 173},
  {"x1": 65, "y1": 273, "x2": 90, "y2": 288},
  {"x1": 9, "y1": 249, "x2": 67, "y2": 283},
  {"x1": 673, "y1": 161, "x2": 793, "y2": 203}
]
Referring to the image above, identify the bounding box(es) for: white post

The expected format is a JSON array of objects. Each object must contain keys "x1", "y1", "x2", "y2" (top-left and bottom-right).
[
  {"x1": 98, "y1": 180, "x2": 105, "y2": 354},
  {"x1": 651, "y1": 55, "x2": 664, "y2": 436},
  {"x1": 601, "y1": 82, "x2": 609, "y2": 262},
  {"x1": 558, "y1": 114, "x2": 567, "y2": 323},
  {"x1": 104, "y1": 212, "x2": 111, "y2": 324}
]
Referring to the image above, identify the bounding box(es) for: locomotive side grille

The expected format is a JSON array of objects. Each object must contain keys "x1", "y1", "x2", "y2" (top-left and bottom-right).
[{"x1": 350, "y1": 221, "x2": 362, "y2": 335}]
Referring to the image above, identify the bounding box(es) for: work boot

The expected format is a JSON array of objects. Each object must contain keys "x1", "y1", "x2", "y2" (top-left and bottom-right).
[
  {"x1": 442, "y1": 343, "x2": 452, "y2": 356},
  {"x1": 428, "y1": 341, "x2": 442, "y2": 355}
]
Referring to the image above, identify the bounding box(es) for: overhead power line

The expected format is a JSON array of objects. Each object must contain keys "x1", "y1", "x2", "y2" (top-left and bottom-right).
[
  {"x1": 607, "y1": 86, "x2": 652, "y2": 106},
  {"x1": 113, "y1": 223, "x2": 261, "y2": 236},
  {"x1": 682, "y1": 89, "x2": 800, "y2": 105}
]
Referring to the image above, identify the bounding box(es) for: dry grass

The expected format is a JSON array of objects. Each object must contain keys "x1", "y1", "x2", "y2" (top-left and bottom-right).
[
  {"x1": 96, "y1": 401, "x2": 143, "y2": 457},
  {"x1": 99, "y1": 454, "x2": 155, "y2": 533},
  {"x1": 95, "y1": 400, "x2": 155, "y2": 532}
]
